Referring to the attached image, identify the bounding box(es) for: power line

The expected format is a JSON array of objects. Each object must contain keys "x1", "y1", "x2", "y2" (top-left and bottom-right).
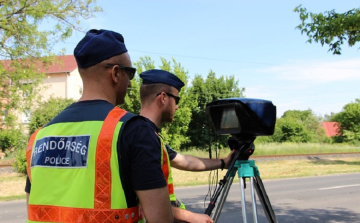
[
  {"x1": 129, "y1": 49, "x2": 360, "y2": 70},
  {"x1": 130, "y1": 50, "x2": 276, "y2": 65}
]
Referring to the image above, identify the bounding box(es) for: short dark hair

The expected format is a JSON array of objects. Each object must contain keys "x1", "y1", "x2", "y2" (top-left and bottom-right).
[{"x1": 140, "y1": 83, "x2": 173, "y2": 104}]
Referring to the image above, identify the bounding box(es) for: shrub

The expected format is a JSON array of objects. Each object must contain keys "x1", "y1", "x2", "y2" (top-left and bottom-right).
[
  {"x1": 13, "y1": 147, "x2": 27, "y2": 174},
  {"x1": 0, "y1": 129, "x2": 26, "y2": 153},
  {"x1": 28, "y1": 97, "x2": 75, "y2": 134}
]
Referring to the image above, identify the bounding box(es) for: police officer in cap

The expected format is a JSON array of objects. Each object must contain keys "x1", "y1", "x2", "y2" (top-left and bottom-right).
[
  {"x1": 25, "y1": 30, "x2": 173, "y2": 223},
  {"x1": 139, "y1": 69, "x2": 235, "y2": 223}
]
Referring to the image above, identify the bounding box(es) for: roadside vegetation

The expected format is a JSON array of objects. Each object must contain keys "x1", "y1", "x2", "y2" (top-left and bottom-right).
[
  {"x1": 181, "y1": 142, "x2": 359, "y2": 158},
  {"x1": 172, "y1": 156, "x2": 360, "y2": 187}
]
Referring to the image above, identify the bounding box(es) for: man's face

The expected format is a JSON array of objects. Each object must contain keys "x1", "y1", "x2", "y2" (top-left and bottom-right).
[
  {"x1": 162, "y1": 89, "x2": 179, "y2": 123},
  {"x1": 115, "y1": 53, "x2": 132, "y2": 105}
]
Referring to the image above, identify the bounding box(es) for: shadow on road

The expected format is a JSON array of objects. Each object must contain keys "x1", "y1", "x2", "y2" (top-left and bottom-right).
[{"x1": 307, "y1": 157, "x2": 360, "y2": 166}]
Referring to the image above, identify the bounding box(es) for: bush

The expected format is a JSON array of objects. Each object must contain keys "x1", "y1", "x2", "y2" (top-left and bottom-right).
[
  {"x1": 28, "y1": 97, "x2": 75, "y2": 134},
  {"x1": 0, "y1": 129, "x2": 26, "y2": 153},
  {"x1": 13, "y1": 147, "x2": 27, "y2": 174}
]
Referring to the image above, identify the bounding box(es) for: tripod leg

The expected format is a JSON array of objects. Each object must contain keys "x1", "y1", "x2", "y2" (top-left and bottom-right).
[
  {"x1": 253, "y1": 176, "x2": 278, "y2": 223},
  {"x1": 211, "y1": 176, "x2": 235, "y2": 222},
  {"x1": 250, "y1": 177, "x2": 258, "y2": 223},
  {"x1": 240, "y1": 177, "x2": 248, "y2": 223}
]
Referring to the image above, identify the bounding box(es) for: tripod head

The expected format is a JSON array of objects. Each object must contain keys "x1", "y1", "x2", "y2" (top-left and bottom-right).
[{"x1": 228, "y1": 135, "x2": 255, "y2": 161}]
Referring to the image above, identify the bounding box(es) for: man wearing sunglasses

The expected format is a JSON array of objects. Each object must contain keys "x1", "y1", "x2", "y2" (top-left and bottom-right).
[
  {"x1": 139, "y1": 69, "x2": 235, "y2": 223},
  {"x1": 25, "y1": 30, "x2": 173, "y2": 223}
]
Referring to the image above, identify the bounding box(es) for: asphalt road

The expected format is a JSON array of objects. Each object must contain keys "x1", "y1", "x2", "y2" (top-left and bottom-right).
[
  {"x1": 177, "y1": 172, "x2": 360, "y2": 223},
  {"x1": 1, "y1": 173, "x2": 359, "y2": 223}
]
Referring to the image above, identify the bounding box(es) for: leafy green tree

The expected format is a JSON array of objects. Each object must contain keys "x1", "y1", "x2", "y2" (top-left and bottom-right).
[
  {"x1": 186, "y1": 71, "x2": 245, "y2": 149},
  {"x1": 333, "y1": 98, "x2": 360, "y2": 144},
  {"x1": 0, "y1": 0, "x2": 102, "y2": 128},
  {"x1": 13, "y1": 146, "x2": 27, "y2": 174},
  {"x1": 125, "y1": 56, "x2": 245, "y2": 150},
  {"x1": 277, "y1": 117, "x2": 312, "y2": 142},
  {"x1": 127, "y1": 56, "x2": 193, "y2": 150},
  {"x1": 28, "y1": 97, "x2": 75, "y2": 134},
  {"x1": 122, "y1": 56, "x2": 156, "y2": 114},
  {"x1": 294, "y1": 5, "x2": 360, "y2": 55},
  {"x1": 265, "y1": 109, "x2": 328, "y2": 143},
  {"x1": 323, "y1": 112, "x2": 337, "y2": 122},
  {"x1": 0, "y1": 128, "x2": 26, "y2": 153}
]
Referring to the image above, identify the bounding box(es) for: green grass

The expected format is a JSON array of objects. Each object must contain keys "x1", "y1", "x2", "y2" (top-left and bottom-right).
[
  {"x1": 0, "y1": 195, "x2": 26, "y2": 202},
  {"x1": 181, "y1": 143, "x2": 359, "y2": 158},
  {"x1": 253, "y1": 143, "x2": 359, "y2": 155},
  {"x1": 173, "y1": 157, "x2": 360, "y2": 187}
]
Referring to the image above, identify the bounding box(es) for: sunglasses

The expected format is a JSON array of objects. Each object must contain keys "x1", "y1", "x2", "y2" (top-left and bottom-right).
[
  {"x1": 156, "y1": 92, "x2": 180, "y2": 105},
  {"x1": 105, "y1": 64, "x2": 136, "y2": 80}
]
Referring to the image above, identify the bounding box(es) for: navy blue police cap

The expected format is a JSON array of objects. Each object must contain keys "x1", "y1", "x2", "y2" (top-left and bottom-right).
[
  {"x1": 140, "y1": 69, "x2": 185, "y2": 91},
  {"x1": 74, "y1": 29, "x2": 128, "y2": 69}
]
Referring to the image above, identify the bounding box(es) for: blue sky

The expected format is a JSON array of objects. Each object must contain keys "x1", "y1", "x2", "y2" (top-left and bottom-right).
[{"x1": 55, "y1": 0, "x2": 360, "y2": 117}]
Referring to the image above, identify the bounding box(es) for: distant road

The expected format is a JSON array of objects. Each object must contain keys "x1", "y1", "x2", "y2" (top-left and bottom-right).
[{"x1": 1, "y1": 173, "x2": 359, "y2": 222}]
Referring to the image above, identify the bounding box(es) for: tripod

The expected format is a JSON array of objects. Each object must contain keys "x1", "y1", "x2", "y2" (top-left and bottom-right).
[{"x1": 205, "y1": 138, "x2": 278, "y2": 223}]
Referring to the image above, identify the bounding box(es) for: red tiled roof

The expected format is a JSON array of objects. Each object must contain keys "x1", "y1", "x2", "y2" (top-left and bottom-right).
[
  {"x1": 1, "y1": 55, "x2": 77, "y2": 74},
  {"x1": 321, "y1": 122, "x2": 340, "y2": 137},
  {"x1": 43, "y1": 55, "x2": 77, "y2": 73}
]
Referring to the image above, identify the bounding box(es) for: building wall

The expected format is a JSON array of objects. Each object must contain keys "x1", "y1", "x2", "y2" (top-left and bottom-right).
[
  {"x1": 67, "y1": 69, "x2": 82, "y2": 100},
  {"x1": 19, "y1": 69, "x2": 82, "y2": 131},
  {"x1": 42, "y1": 73, "x2": 67, "y2": 100},
  {"x1": 41, "y1": 69, "x2": 82, "y2": 101}
]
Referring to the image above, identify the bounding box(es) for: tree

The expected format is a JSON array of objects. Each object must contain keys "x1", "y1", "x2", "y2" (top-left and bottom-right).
[
  {"x1": 0, "y1": 0, "x2": 102, "y2": 128},
  {"x1": 294, "y1": 5, "x2": 360, "y2": 55},
  {"x1": 122, "y1": 56, "x2": 156, "y2": 114},
  {"x1": 28, "y1": 97, "x2": 75, "y2": 134},
  {"x1": 125, "y1": 56, "x2": 193, "y2": 150},
  {"x1": 125, "y1": 56, "x2": 245, "y2": 150},
  {"x1": 332, "y1": 98, "x2": 360, "y2": 144},
  {"x1": 263, "y1": 109, "x2": 328, "y2": 143},
  {"x1": 186, "y1": 71, "x2": 245, "y2": 149}
]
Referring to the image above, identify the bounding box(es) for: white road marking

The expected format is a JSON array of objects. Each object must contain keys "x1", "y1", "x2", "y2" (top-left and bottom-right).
[{"x1": 318, "y1": 184, "x2": 360, "y2": 190}]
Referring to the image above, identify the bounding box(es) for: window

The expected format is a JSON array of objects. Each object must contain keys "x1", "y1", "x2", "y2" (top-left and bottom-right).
[
  {"x1": 1, "y1": 110, "x2": 7, "y2": 123},
  {"x1": 22, "y1": 110, "x2": 31, "y2": 123}
]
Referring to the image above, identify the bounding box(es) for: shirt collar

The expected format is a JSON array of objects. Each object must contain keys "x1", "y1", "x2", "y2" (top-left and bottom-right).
[{"x1": 143, "y1": 116, "x2": 160, "y2": 133}]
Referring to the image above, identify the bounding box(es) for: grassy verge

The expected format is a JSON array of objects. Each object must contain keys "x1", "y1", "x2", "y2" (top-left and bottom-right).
[
  {"x1": 180, "y1": 143, "x2": 360, "y2": 157},
  {"x1": 172, "y1": 157, "x2": 360, "y2": 187},
  {"x1": 0, "y1": 172, "x2": 26, "y2": 201}
]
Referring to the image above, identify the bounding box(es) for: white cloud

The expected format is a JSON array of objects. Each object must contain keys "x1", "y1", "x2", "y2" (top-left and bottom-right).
[{"x1": 262, "y1": 58, "x2": 360, "y2": 82}]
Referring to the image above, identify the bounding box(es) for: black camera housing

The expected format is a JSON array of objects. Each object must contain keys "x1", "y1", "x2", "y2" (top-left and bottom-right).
[{"x1": 206, "y1": 98, "x2": 276, "y2": 137}]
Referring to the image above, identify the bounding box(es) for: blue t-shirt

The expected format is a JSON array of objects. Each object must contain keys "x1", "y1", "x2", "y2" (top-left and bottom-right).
[
  {"x1": 142, "y1": 117, "x2": 178, "y2": 160},
  {"x1": 25, "y1": 100, "x2": 166, "y2": 207}
]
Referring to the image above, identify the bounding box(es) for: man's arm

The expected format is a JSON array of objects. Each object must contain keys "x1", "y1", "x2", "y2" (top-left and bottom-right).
[
  {"x1": 136, "y1": 186, "x2": 173, "y2": 223},
  {"x1": 170, "y1": 150, "x2": 236, "y2": 171},
  {"x1": 26, "y1": 192, "x2": 29, "y2": 214},
  {"x1": 172, "y1": 207, "x2": 213, "y2": 223}
]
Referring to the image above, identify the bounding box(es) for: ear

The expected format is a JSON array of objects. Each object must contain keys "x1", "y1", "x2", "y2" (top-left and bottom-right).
[
  {"x1": 110, "y1": 66, "x2": 120, "y2": 83},
  {"x1": 156, "y1": 92, "x2": 166, "y2": 106}
]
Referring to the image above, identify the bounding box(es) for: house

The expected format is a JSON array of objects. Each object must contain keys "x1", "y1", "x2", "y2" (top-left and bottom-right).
[
  {"x1": 321, "y1": 122, "x2": 340, "y2": 137},
  {"x1": 1, "y1": 55, "x2": 82, "y2": 128}
]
